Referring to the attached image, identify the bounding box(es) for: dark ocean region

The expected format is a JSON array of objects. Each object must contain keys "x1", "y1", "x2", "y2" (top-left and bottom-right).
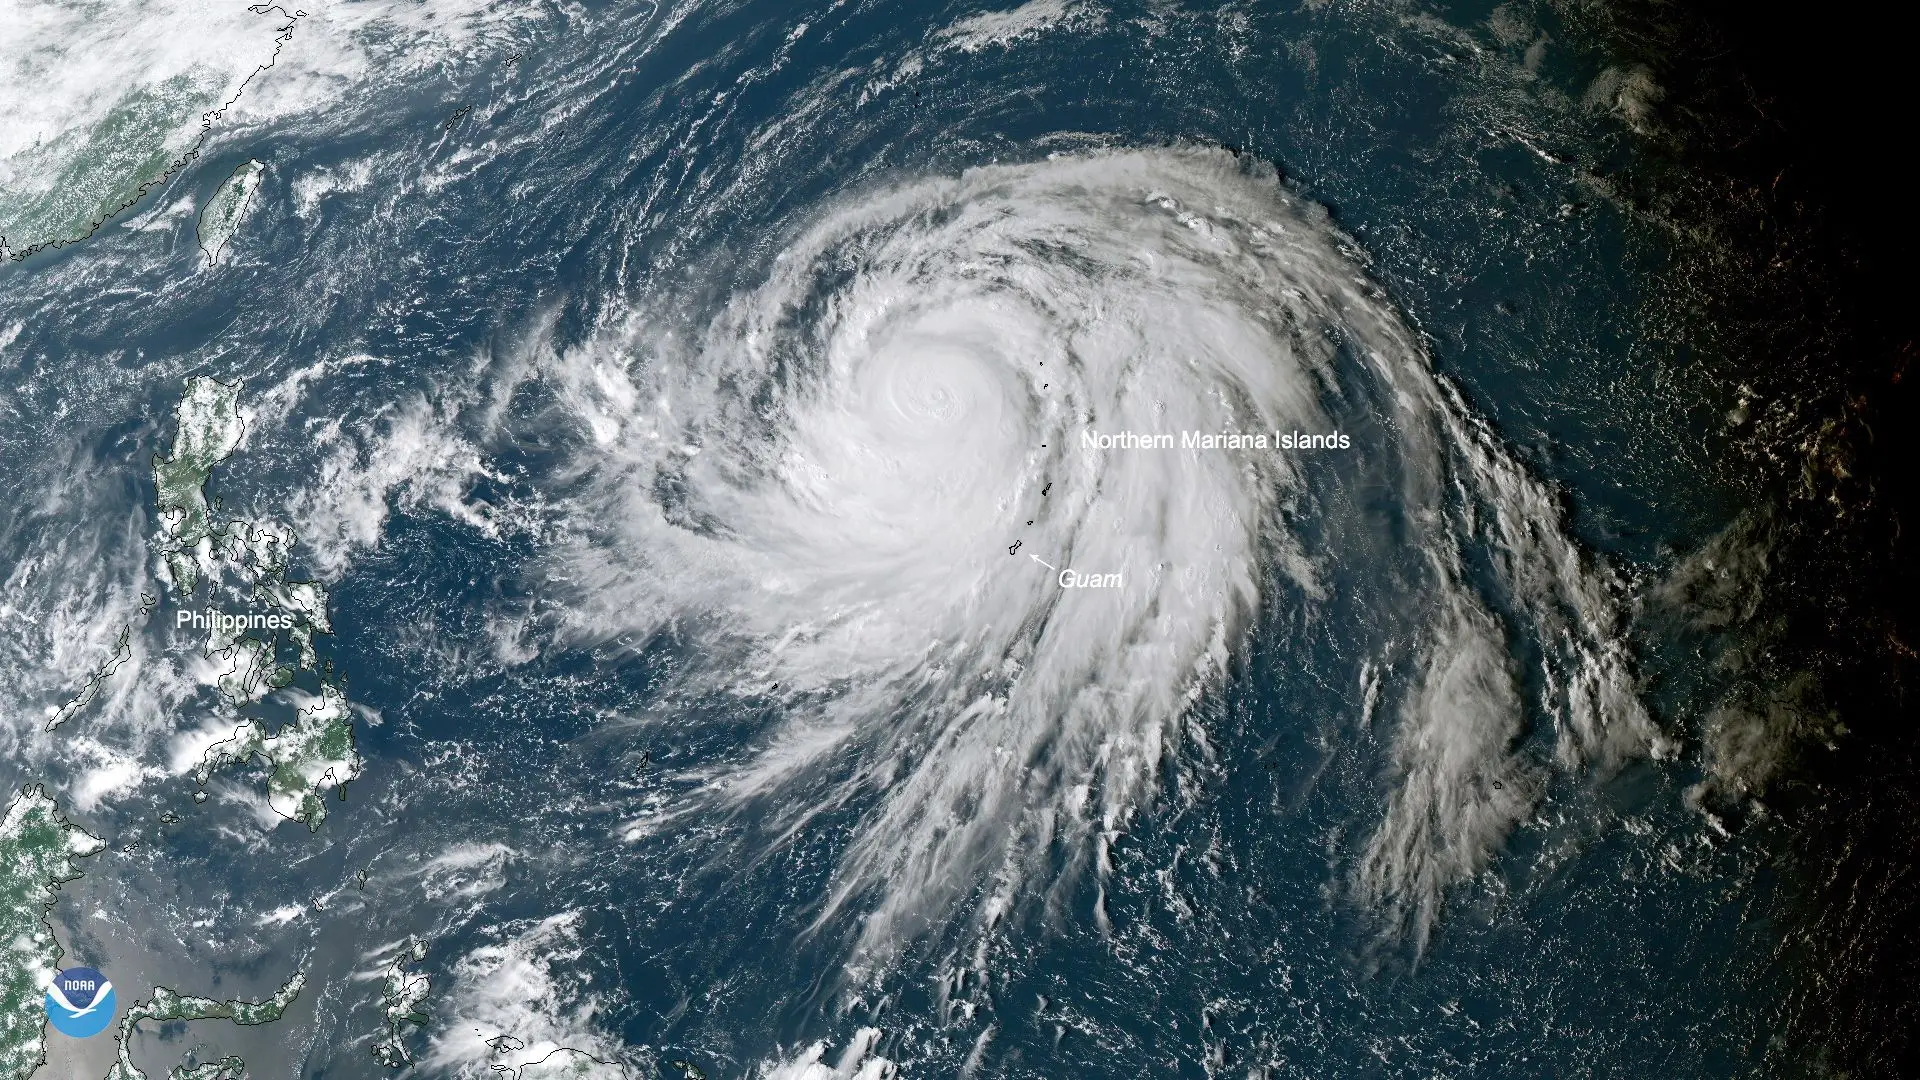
[{"x1": 2, "y1": 0, "x2": 1911, "y2": 1076}]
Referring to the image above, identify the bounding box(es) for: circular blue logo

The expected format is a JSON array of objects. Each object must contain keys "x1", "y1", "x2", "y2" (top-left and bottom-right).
[{"x1": 46, "y1": 966, "x2": 115, "y2": 1038}]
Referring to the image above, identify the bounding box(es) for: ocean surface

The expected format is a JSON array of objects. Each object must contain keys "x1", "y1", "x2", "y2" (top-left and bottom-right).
[{"x1": 0, "y1": 0, "x2": 1803, "y2": 1076}]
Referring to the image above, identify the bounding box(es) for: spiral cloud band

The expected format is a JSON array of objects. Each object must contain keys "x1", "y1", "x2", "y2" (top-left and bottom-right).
[{"x1": 545, "y1": 147, "x2": 1661, "y2": 959}]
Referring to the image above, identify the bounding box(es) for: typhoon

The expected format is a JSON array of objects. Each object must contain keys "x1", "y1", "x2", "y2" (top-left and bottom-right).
[
  {"x1": 4, "y1": 0, "x2": 1897, "y2": 1069},
  {"x1": 538, "y1": 146, "x2": 1665, "y2": 965}
]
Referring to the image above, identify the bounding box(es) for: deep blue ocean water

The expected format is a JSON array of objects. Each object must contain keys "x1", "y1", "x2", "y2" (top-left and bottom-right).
[{"x1": 0, "y1": 1, "x2": 1794, "y2": 1076}]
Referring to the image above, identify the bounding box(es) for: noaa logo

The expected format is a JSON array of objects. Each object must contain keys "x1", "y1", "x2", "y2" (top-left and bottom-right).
[{"x1": 45, "y1": 966, "x2": 115, "y2": 1038}]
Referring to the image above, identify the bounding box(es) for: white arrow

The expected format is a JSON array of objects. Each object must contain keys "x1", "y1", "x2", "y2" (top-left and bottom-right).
[{"x1": 1028, "y1": 553, "x2": 1057, "y2": 572}]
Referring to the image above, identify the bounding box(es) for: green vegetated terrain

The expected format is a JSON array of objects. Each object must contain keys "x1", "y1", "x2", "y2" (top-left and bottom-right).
[
  {"x1": 0, "y1": 787, "x2": 104, "y2": 1080},
  {"x1": 0, "y1": 72, "x2": 226, "y2": 257}
]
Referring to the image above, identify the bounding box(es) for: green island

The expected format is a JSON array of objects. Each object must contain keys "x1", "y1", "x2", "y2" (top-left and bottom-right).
[
  {"x1": 153, "y1": 377, "x2": 247, "y2": 596},
  {"x1": 168, "y1": 1056, "x2": 244, "y2": 1080},
  {"x1": 196, "y1": 160, "x2": 264, "y2": 266},
  {"x1": 153, "y1": 378, "x2": 363, "y2": 829},
  {"x1": 195, "y1": 684, "x2": 360, "y2": 831},
  {"x1": 518, "y1": 1049, "x2": 635, "y2": 1079},
  {"x1": 485, "y1": 1041, "x2": 633, "y2": 1080},
  {"x1": 0, "y1": 786, "x2": 105, "y2": 1080},
  {"x1": 370, "y1": 937, "x2": 432, "y2": 1068},
  {"x1": 105, "y1": 971, "x2": 304, "y2": 1080}
]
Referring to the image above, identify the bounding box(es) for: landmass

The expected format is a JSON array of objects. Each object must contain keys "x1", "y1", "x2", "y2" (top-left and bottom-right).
[
  {"x1": 168, "y1": 1057, "x2": 244, "y2": 1080},
  {"x1": 152, "y1": 377, "x2": 247, "y2": 597},
  {"x1": 0, "y1": 786, "x2": 105, "y2": 1080},
  {"x1": 370, "y1": 937, "x2": 432, "y2": 1068},
  {"x1": 44, "y1": 377, "x2": 361, "y2": 833},
  {"x1": 196, "y1": 160, "x2": 264, "y2": 266},
  {"x1": 484, "y1": 1039, "x2": 633, "y2": 1080},
  {"x1": 194, "y1": 685, "x2": 359, "y2": 831},
  {"x1": 0, "y1": 5, "x2": 298, "y2": 260},
  {"x1": 517, "y1": 1048, "x2": 635, "y2": 1079},
  {"x1": 44, "y1": 594, "x2": 154, "y2": 730},
  {"x1": 153, "y1": 377, "x2": 362, "y2": 829},
  {"x1": 105, "y1": 971, "x2": 304, "y2": 1080}
]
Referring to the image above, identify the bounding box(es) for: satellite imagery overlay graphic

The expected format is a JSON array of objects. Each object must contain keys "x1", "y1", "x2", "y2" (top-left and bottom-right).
[{"x1": 2, "y1": 0, "x2": 1918, "y2": 1077}]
